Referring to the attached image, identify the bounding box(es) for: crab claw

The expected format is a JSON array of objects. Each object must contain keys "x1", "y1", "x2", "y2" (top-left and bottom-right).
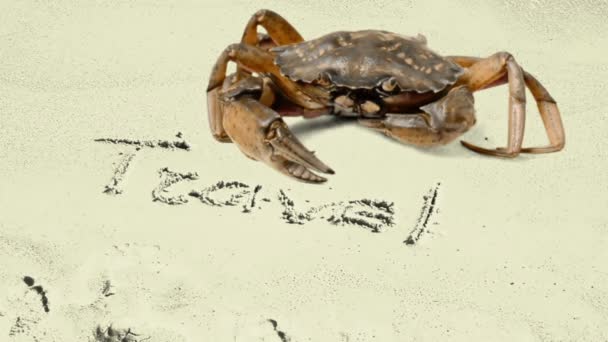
[{"x1": 222, "y1": 96, "x2": 334, "y2": 183}]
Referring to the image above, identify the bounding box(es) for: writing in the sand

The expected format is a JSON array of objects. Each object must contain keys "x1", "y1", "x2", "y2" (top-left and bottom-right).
[{"x1": 96, "y1": 135, "x2": 397, "y2": 233}]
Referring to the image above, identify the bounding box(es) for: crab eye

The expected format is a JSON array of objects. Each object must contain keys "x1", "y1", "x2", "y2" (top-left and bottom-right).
[{"x1": 316, "y1": 71, "x2": 333, "y2": 86}]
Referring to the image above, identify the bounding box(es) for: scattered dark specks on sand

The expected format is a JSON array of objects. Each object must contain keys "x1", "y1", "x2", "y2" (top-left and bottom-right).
[
  {"x1": 189, "y1": 180, "x2": 263, "y2": 213},
  {"x1": 152, "y1": 167, "x2": 199, "y2": 205},
  {"x1": 93, "y1": 325, "x2": 147, "y2": 342},
  {"x1": 278, "y1": 190, "x2": 395, "y2": 232},
  {"x1": 23, "y1": 276, "x2": 35, "y2": 287},
  {"x1": 104, "y1": 152, "x2": 137, "y2": 195},
  {"x1": 268, "y1": 319, "x2": 291, "y2": 342},
  {"x1": 22, "y1": 276, "x2": 50, "y2": 313},
  {"x1": 9, "y1": 317, "x2": 32, "y2": 337},
  {"x1": 94, "y1": 132, "x2": 191, "y2": 151},
  {"x1": 404, "y1": 182, "x2": 441, "y2": 245}
]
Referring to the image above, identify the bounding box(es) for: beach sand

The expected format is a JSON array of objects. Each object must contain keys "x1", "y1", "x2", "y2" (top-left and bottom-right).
[{"x1": 1, "y1": 0, "x2": 607, "y2": 341}]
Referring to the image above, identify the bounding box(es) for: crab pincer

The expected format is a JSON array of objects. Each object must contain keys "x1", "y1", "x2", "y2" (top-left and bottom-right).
[{"x1": 220, "y1": 92, "x2": 334, "y2": 184}]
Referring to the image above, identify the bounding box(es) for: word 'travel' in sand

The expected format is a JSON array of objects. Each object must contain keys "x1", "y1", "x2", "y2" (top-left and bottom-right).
[{"x1": 96, "y1": 135, "x2": 442, "y2": 238}]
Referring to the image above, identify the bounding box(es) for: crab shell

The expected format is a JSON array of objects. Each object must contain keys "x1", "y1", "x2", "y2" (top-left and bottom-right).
[{"x1": 271, "y1": 30, "x2": 464, "y2": 94}]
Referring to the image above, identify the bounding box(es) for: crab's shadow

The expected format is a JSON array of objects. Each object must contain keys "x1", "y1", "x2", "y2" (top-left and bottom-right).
[
  {"x1": 289, "y1": 115, "x2": 357, "y2": 138},
  {"x1": 289, "y1": 115, "x2": 532, "y2": 161},
  {"x1": 289, "y1": 115, "x2": 472, "y2": 158}
]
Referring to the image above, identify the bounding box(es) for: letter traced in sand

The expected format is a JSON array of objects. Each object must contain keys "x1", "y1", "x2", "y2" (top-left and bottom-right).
[
  {"x1": 278, "y1": 190, "x2": 395, "y2": 232},
  {"x1": 102, "y1": 280, "x2": 115, "y2": 297},
  {"x1": 152, "y1": 167, "x2": 200, "y2": 205},
  {"x1": 404, "y1": 182, "x2": 441, "y2": 245},
  {"x1": 94, "y1": 132, "x2": 191, "y2": 151},
  {"x1": 104, "y1": 151, "x2": 138, "y2": 195},
  {"x1": 121, "y1": 171, "x2": 396, "y2": 232},
  {"x1": 93, "y1": 325, "x2": 148, "y2": 342},
  {"x1": 267, "y1": 319, "x2": 292, "y2": 342},
  {"x1": 22, "y1": 276, "x2": 49, "y2": 313},
  {"x1": 243, "y1": 185, "x2": 263, "y2": 213},
  {"x1": 189, "y1": 180, "x2": 264, "y2": 213},
  {"x1": 96, "y1": 132, "x2": 191, "y2": 195}
]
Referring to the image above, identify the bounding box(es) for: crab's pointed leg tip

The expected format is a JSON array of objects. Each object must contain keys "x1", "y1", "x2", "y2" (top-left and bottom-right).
[
  {"x1": 460, "y1": 140, "x2": 476, "y2": 149},
  {"x1": 327, "y1": 168, "x2": 335, "y2": 175},
  {"x1": 316, "y1": 177, "x2": 328, "y2": 184}
]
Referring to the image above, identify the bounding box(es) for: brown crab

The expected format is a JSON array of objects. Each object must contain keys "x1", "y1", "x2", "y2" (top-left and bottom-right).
[{"x1": 207, "y1": 9, "x2": 565, "y2": 183}]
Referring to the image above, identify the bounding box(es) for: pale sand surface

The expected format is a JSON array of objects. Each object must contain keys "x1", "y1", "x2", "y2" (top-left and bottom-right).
[{"x1": 1, "y1": 1, "x2": 608, "y2": 341}]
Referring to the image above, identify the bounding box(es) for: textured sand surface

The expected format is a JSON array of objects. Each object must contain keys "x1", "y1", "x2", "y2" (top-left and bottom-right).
[{"x1": 1, "y1": 0, "x2": 608, "y2": 341}]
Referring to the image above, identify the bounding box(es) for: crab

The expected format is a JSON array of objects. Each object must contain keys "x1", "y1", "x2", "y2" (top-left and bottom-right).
[{"x1": 207, "y1": 9, "x2": 565, "y2": 183}]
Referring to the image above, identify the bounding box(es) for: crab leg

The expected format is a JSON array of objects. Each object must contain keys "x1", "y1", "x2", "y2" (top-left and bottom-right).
[
  {"x1": 448, "y1": 54, "x2": 565, "y2": 154},
  {"x1": 207, "y1": 43, "x2": 326, "y2": 144},
  {"x1": 207, "y1": 43, "x2": 323, "y2": 109},
  {"x1": 241, "y1": 9, "x2": 304, "y2": 47},
  {"x1": 207, "y1": 73, "x2": 238, "y2": 142},
  {"x1": 446, "y1": 56, "x2": 481, "y2": 68},
  {"x1": 221, "y1": 84, "x2": 334, "y2": 183},
  {"x1": 452, "y1": 52, "x2": 526, "y2": 157},
  {"x1": 519, "y1": 71, "x2": 565, "y2": 153},
  {"x1": 237, "y1": 10, "x2": 305, "y2": 75}
]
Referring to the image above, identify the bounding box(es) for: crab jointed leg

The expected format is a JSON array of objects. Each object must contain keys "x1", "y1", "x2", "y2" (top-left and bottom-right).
[
  {"x1": 449, "y1": 53, "x2": 565, "y2": 155},
  {"x1": 452, "y1": 52, "x2": 526, "y2": 157},
  {"x1": 238, "y1": 9, "x2": 305, "y2": 75},
  {"x1": 207, "y1": 42, "x2": 324, "y2": 143},
  {"x1": 240, "y1": 9, "x2": 304, "y2": 47},
  {"x1": 520, "y1": 71, "x2": 565, "y2": 153},
  {"x1": 207, "y1": 43, "x2": 323, "y2": 109}
]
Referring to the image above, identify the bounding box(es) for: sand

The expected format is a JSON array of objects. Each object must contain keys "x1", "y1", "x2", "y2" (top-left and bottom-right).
[{"x1": 1, "y1": 0, "x2": 608, "y2": 341}]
